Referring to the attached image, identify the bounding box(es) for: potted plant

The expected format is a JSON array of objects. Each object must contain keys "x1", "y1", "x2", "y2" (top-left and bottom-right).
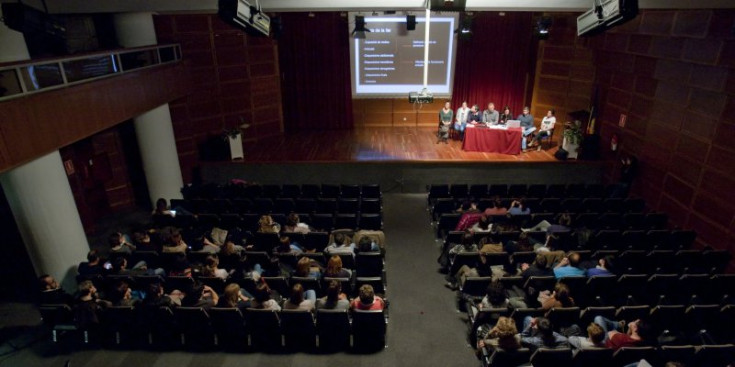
[{"x1": 562, "y1": 120, "x2": 583, "y2": 159}]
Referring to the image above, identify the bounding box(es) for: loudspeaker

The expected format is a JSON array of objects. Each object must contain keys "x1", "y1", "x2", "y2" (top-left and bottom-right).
[
  {"x1": 554, "y1": 148, "x2": 568, "y2": 161},
  {"x1": 356, "y1": 15, "x2": 366, "y2": 29},
  {"x1": 406, "y1": 15, "x2": 416, "y2": 30}
]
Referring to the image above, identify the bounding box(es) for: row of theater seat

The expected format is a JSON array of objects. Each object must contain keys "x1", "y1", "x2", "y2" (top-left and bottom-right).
[
  {"x1": 431, "y1": 197, "x2": 647, "y2": 220},
  {"x1": 427, "y1": 183, "x2": 627, "y2": 202},
  {"x1": 482, "y1": 344, "x2": 735, "y2": 367},
  {"x1": 183, "y1": 183, "x2": 382, "y2": 202},
  {"x1": 154, "y1": 212, "x2": 384, "y2": 233},
  {"x1": 169, "y1": 197, "x2": 383, "y2": 216},
  {"x1": 39, "y1": 304, "x2": 387, "y2": 352}
]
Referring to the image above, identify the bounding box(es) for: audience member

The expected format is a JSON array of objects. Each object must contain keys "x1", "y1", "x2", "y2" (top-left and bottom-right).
[
  {"x1": 216, "y1": 283, "x2": 252, "y2": 311},
  {"x1": 553, "y1": 252, "x2": 585, "y2": 278},
  {"x1": 73, "y1": 280, "x2": 111, "y2": 331},
  {"x1": 593, "y1": 316, "x2": 653, "y2": 350},
  {"x1": 107, "y1": 280, "x2": 141, "y2": 307},
  {"x1": 273, "y1": 235, "x2": 303, "y2": 255},
  {"x1": 586, "y1": 256, "x2": 615, "y2": 277},
  {"x1": 316, "y1": 280, "x2": 349, "y2": 310},
  {"x1": 538, "y1": 283, "x2": 575, "y2": 310},
  {"x1": 283, "y1": 212, "x2": 310, "y2": 234},
  {"x1": 324, "y1": 255, "x2": 352, "y2": 278},
  {"x1": 477, "y1": 316, "x2": 521, "y2": 354},
  {"x1": 350, "y1": 284, "x2": 385, "y2": 311},
  {"x1": 356, "y1": 236, "x2": 380, "y2": 253},
  {"x1": 251, "y1": 282, "x2": 281, "y2": 311},
  {"x1": 484, "y1": 198, "x2": 508, "y2": 216},
  {"x1": 258, "y1": 215, "x2": 280, "y2": 233},
  {"x1": 325, "y1": 233, "x2": 356, "y2": 256},
  {"x1": 162, "y1": 230, "x2": 188, "y2": 253},
  {"x1": 201, "y1": 255, "x2": 229, "y2": 280},
  {"x1": 508, "y1": 199, "x2": 530, "y2": 215},
  {"x1": 77, "y1": 250, "x2": 107, "y2": 277},
  {"x1": 568, "y1": 322, "x2": 606, "y2": 353},
  {"x1": 38, "y1": 274, "x2": 73, "y2": 305},
  {"x1": 108, "y1": 231, "x2": 136, "y2": 255},
  {"x1": 520, "y1": 316, "x2": 569, "y2": 351},
  {"x1": 294, "y1": 256, "x2": 321, "y2": 278},
  {"x1": 283, "y1": 283, "x2": 316, "y2": 311}
]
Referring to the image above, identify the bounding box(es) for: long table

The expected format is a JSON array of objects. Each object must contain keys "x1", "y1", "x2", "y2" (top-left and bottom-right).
[{"x1": 462, "y1": 126, "x2": 522, "y2": 155}]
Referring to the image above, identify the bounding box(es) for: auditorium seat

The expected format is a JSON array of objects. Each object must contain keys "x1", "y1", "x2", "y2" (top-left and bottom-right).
[
  {"x1": 623, "y1": 213, "x2": 646, "y2": 231},
  {"x1": 432, "y1": 198, "x2": 456, "y2": 222},
  {"x1": 295, "y1": 198, "x2": 317, "y2": 214},
  {"x1": 351, "y1": 309, "x2": 387, "y2": 352},
  {"x1": 509, "y1": 308, "x2": 545, "y2": 332},
  {"x1": 337, "y1": 198, "x2": 359, "y2": 214},
  {"x1": 649, "y1": 305, "x2": 686, "y2": 343},
  {"x1": 360, "y1": 198, "x2": 382, "y2": 214},
  {"x1": 335, "y1": 213, "x2": 358, "y2": 230},
  {"x1": 508, "y1": 184, "x2": 527, "y2": 198},
  {"x1": 232, "y1": 198, "x2": 253, "y2": 214},
  {"x1": 427, "y1": 184, "x2": 450, "y2": 205},
  {"x1": 581, "y1": 198, "x2": 603, "y2": 213},
  {"x1": 274, "y1": 198, "x2": 295, "y2": 214},
  {"x1": 644, "y1": 212, "x2": 668, "y2": 230},
  {"x1": 659, "y1": 345, "x2": 696, "y2": 366},
  {"x1": 245, "y1": 308, "x2": 281, "y2": 351},
  {"x1": 565, "y1": 184, "x2": 586, "y2": 198},
  {"x1": 340, "y1": 184, "x2": 361, "y2": 199},
  {"x1": 359, "y1": 213, "x2": 383, "y2": 230},
  {"x1": 316, "y1": 309, "x2": 350, "y2": 351},
  {"x1": 321, "y1": 184, "x2": 340, "y2": 199},
  {"x1": 301, "y1": 184, "x2": 321, "y2": 199},
  {"x1": 469, "y1": 184, "x2": 489, "y2": 199},
  {"x1": 623, "y1": 197, "x2": 646, "y2": 213},
  {"x1": 561, "y1": 198, "x2": 582, "y2": 213},
  {"x1": 281, "y1": 184, "x2": 301, "y2": 199},
  {"x1": 572, "y1": 347, "x2": 613, "y2": 367},
  {"x1": 488, "y1": 184, "x2": 508, "y2": 198},
  {"x1": 684, "y1": 304, "x2": 722, "y2": 344},
  {"x1": 280, "y1": 309, "x2": 316, "y2": 351},
  {"x1": 361, "y1": 184, "x2": 381, "y2": 200},
  {"x1": 174, "y1": 307, "x2": 214, "y2": 349},
  {"x1": 602, "y1": 198, "x2": 624, "y2": 213},
  {"x1": 316, "y1": 198, "x2": 338, "y2": 214},
  {"x1": 612, "y1": 346, "x2": 657, "y2": 367},
  {"x1": 437, "y1": 213, "x2": 461, "y2": 238},
  {"x1": 530, "y1": 347, "x2": 573, "y2": 367},
  {"x1": 210, "y1": 307, "x2": 248, "y2": 351},
  {"x1": 485, "y1": 348, "x2": 531, "y2": 367},
  {"x1": 527, "y1": 184, "x2": 546, "y2": 199},
  {"x1": 579, "y1": 306, "x2": 616, "y2": 328},
  {"x1": 544, "y1": 307, "x2": 580, "y2": 330},
  {"x1": 310, "y1": 213, "x2": 334, "y2": 232},
  {"x1": 211, "y1": 199, "x2": 234, "y2": 214},
  {"x1": 694, "y1": 344, "x2": 735, "y2": 367},
  {"x1": 645, "y1": 274, "x2": 678, "y2": 305}
]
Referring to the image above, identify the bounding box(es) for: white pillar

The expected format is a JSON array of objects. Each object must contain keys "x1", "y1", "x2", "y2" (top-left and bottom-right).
[
  {"x1": 114, "y1": 12, "x2": 184, "y2": 205},
  {"x1": 134, "y1": 105, "x2": 185, "y2": 204},
  {"x1": 0, "y1": 152, "x2": 90, "y2": 291},
  {"x1": 0, "y1": 5, "x2": 30, "y2": 63}
]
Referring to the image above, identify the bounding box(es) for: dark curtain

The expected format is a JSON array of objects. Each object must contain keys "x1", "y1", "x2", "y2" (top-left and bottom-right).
[
  {"x1": 451, "y1": 12, "x2": 537, "y2": 116},
  {"x1": 278, "y1": 13, "x2": 353, "y2": 131}
]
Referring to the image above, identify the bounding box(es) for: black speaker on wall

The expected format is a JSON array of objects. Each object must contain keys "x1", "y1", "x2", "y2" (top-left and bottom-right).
[{"x1": 406, "y1": 15, "x2": 416, "y2": 30}]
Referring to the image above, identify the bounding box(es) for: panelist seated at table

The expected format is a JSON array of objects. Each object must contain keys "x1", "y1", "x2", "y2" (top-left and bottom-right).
[
  {"x1": 517, "y1": 106, "x2": 536, "y2": 150},
  {"x1": 530, "y1": 109, "x2": 556, "y2": 150},
  {"x1": 499, "y1": 106, "x2": 512, "y2": 124},
  {"x1": 467, "y1": 104, "x2": 482, "y2": 125},
  {"x1": 454, "y1": 101, "x2": 470, "y2": 137},
  {"x1": 482, "y1": 102, "x2": 499, "y2": 125}
]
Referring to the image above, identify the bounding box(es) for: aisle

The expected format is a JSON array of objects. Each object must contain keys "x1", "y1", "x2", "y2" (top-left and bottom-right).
[{"x1": 377, "y1": 193, "x2": 477, "y2": 366}]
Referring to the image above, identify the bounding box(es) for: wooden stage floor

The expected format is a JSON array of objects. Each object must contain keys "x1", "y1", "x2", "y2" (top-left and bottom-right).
[{"x1": 242, "y1": 127, "x2": 561, "y2": 163}]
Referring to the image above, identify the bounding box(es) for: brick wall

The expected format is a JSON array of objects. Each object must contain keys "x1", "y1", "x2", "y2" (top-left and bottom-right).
[
  {"x1": 154, "y1": 14, "x2": 284, "y2": 182},
  {"x1": 592, "y1": 10, "x2": 735, "y2": 252}
]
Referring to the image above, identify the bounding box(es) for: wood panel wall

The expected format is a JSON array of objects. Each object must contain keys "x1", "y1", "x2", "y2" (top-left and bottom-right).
[
  {"x1": 353, "y1": 98, "x2": 450, "y2": 128},
  {"x1": 591, "y1": 10, "x2": 735, "y2": 253},
  {"x1": 0, "y1": 62, "x2": 191, "y2": 174},
  {"x1": 154, "y1": 14, "x2": 284, "y2": 183},
  {"x1": 530, "y1": 13, "x2": 596, "y2": 143}
]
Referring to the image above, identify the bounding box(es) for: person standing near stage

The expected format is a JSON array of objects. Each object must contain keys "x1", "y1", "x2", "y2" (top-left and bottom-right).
[
  {"x1": 518, "y1": 107, "x2": 536, "y2": 151},
  {"x1": 454, "y1": 101, "x2": 470, "y2": 139},
  {"x1": 483, "y1": 102, "x2": 499, "y2": 125},
  {"x1": 438, "y1": 101, "x2": 453, "y2": 144}
]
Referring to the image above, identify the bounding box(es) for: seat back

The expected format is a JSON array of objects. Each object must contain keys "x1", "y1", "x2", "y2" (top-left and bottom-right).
[
  {"x1": 245, "y1": 308, "x2": 281, "y2": 350},
  {"x1": 209, "y1": 307, "x2": 247, "y2": 349},
  {"x1": 174, "y1": 307, "x2": 213, "y2": 347},
  {"x1": 351, "y1": 309, "x2": 387, "y2": 352},
  {"x1": 280, "y1": 309, "x2": 316, "y2": 351},
  {"x1": 487, "y1": 348, "x2": 532, "y2": 367},
  {"x1": 612, "y1": 346, "x2": 657, "y2": 367},
  {"x1": 460, "y1": 277, "x2": 492, "y2": 298},
  {"x1": 530, "y1": 348, "x2": 573, "y2": 367},
  {"x1": 356, "y1": 252, "x2": 383, "y2": 278},
  {"x1": 316, "y1": 309, "x2": 351, "y2": 351},
  {"x1": 572, "y1": 347, "x2": 613, "y2": 367},
  {"x1": 545, "y1": 307, "x2": 581, "y2": 330}
]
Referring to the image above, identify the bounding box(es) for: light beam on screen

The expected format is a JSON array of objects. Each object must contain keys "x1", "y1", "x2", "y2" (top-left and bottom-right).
[{"x1": 349, "y1": 12, "x2": 458, "y2": 97}]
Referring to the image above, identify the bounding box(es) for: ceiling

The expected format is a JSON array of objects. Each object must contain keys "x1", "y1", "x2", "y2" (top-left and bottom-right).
[{"x1": 4, "y1": 0, "x2": 735, "y2": 14}]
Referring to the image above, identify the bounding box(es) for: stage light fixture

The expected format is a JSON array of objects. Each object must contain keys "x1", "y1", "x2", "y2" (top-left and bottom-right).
[
  {"x1": 406, "y1": 15, "x2": 416, "y2": 31},
  {"x1": 535, "y1": 16, "x2": 553, "y2": 40},
  {"x1": 455, "y1": 13, "x2": 473, "y2": 39},
  {"x1": 352, "y1": 15, "x2": 370, "y2": 39}
]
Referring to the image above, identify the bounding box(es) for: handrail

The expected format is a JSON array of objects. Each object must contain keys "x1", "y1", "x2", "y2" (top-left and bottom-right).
[{"x1": 0, "y1": 44, "x2": 181, "y2": 102}]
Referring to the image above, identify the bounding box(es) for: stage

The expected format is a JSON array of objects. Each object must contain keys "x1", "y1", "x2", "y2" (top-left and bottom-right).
[{"x1": 202, "y1": 127, "x2": 603, "y2": 193}]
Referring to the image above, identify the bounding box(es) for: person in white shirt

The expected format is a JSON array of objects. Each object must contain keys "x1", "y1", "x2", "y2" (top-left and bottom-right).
[
  {"x1": 454, "y1": 101, "x2": 470, "y2": 138},
  {"x1": 530, "y1": 109, "x2": 556, "y2": 150}
]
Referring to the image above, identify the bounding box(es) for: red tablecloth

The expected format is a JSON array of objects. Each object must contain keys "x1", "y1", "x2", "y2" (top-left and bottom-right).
[{"x1": 462, "y1": 126, "x2": 522, "y2": 154}]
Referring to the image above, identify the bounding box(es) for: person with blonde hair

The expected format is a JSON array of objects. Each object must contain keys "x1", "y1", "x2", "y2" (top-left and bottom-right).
[
  {"x1": 216, "y1": 283, "x2": 252, "y2": 311},
  {"x1": 258, "y1": 215, "x2": 280, "y2": 233},
  {"x1": 477, "y1": 316, "x2": 521, "y2": 353}
]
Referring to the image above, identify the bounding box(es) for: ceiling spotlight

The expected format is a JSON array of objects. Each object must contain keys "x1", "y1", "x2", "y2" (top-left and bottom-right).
[
  {"x1": 352, "y1": 15, "x2": 370, "y2": 39},
  {"x1": 536, "y1": 16, "x2": 553, "y2": 40}
]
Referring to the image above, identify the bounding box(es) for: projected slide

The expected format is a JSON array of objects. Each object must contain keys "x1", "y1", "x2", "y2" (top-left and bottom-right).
[{"x1": 349, "y1": 13, "x2": 458, "y2": 97}]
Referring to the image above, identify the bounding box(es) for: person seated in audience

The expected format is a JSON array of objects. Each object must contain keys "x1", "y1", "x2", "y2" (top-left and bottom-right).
[
  {"x1": 109, "y1": 231, "x2": 136, "y2": 255},
  {"x1": 586, "y1": 255, "x2": 615, "y2": 277},
  {"x1": 470, "y1": 215, "x2": 493, "y2": 233},
  {"x1": 251, "y1": 281, "x2": 281, "y2": 311},
  {"x1": 477, "y1": 316, "x2": 521, "y2": 355},
  {"x1": 180, "y1": 283, "x2": 218, "y2": 310},
  {"x1": 508, "y1": 199, "x2": 530, "y2": 215},
  {"x1": 523, "y1": 213, "x2": 572, "y2": 234},
  {"x1": 350, "y1": 284, "x2": 385, "y2": 311},
  {"x1": 132, "y1": 228, "x2": 160, "y2": 252},
  {"x1": 568, "y1": 322, "x2": 606, "y2": 353},
  {"x1": 517, "y1": 106, "x2": 536, "y2": 150},
  {"x1": 478, "y1": 280, "x2": 510, "y2": 309},
  {"x1": 593, "y1": 316, "x2": 653, "y2": 350},
  {"x1": 283, "y1": 283, "x2": 316, "y2": 312},
  {"x1": 553, "y1": 252, "x2": 586, "y2": 278},
  {"x1": 455, "y1": 200, "x2": 483, "y2": 231},
  {"x1": 273, "y1": 235, "x2": 304, "y2": 255},
  {"x1": 168, "y1": 255, "x2": 193, "y2": 277},
  {"x1": 454, "y1": 101, "x2": 470, "y2": 139},
  {"x1": 38, "y1": 274, "x2": 74, "y2": 305},
  {"x1": 216, "y1": 283, "x2": 252, "y2": 311},
  {"x1": 355, "y1": 236, "x2": 380, "y2": 253},
  {"x1": 258, "y1": 214, "x2": 280, "y2": 233},
  {"x1": 499, "y1": 106, "x2": 512, "y2": 124},
  {"x1": 201, "y1": 255, "x2": 230, "y2": 280},
  {"x1": 537, "y1": 283, "x2": 575, "y2": 310},
  {"x1": 483, "y1": 198, "x2": 508, "y2": 216},
  {"x1": 449, "y1": 251, "x2": 494, "y2": 291},
  {"x1": 282, "y1": 212, "x2": 310, "y2": 234},
  {"x1": 74, "y1": 280, "x2": 111, "y2": 333},
  {"x1": 324, "y1": 255, "x2": 352, "y2": 278},
  {"x1": 143, "y1": 282, "x2": 179, "y2": 308},
  {"x1": 482, "y1": 102, "x2": 500, "y2": 125},
  {"x1": 449, "y1": 231, "x2": 479, "y2": 257},
  {"x1": 325, "y1": 233, "x2": 356, "y2": 256},
  {"x1": 162, "y1": 230, "x2": 188, "y2": 253},
  {"x1": 520, "y1": 253, "x2": 553, "y2": 282},
  {"x1": 316, "y1": 280, "x2": 350, "y2": 310},
  {"x1": 529, "y1": 109, "x2": 556, "y2": 150},
  {"x1": 520, "y1": 316, "x2": 569, "y2": 351},
  {"x1": 111, "y1": 256, "x2": 164, "y2": 276},
  {"x1": 294, "y1": 256, "x2": 321, "y2": 279},
  {"x1": 77, "y1": 250, "x2": 107, "y2": 277},
  {"x1": 504, "y1": 232, "x2": 535, "y2": 255},
  {"x1": 107, "y1": 280, "x2": 141, "y2": 307}
]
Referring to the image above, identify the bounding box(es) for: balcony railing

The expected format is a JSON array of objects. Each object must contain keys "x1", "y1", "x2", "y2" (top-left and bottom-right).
[{"x1": 0, "y1": 44, "x2": 181, "y2": 102}]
